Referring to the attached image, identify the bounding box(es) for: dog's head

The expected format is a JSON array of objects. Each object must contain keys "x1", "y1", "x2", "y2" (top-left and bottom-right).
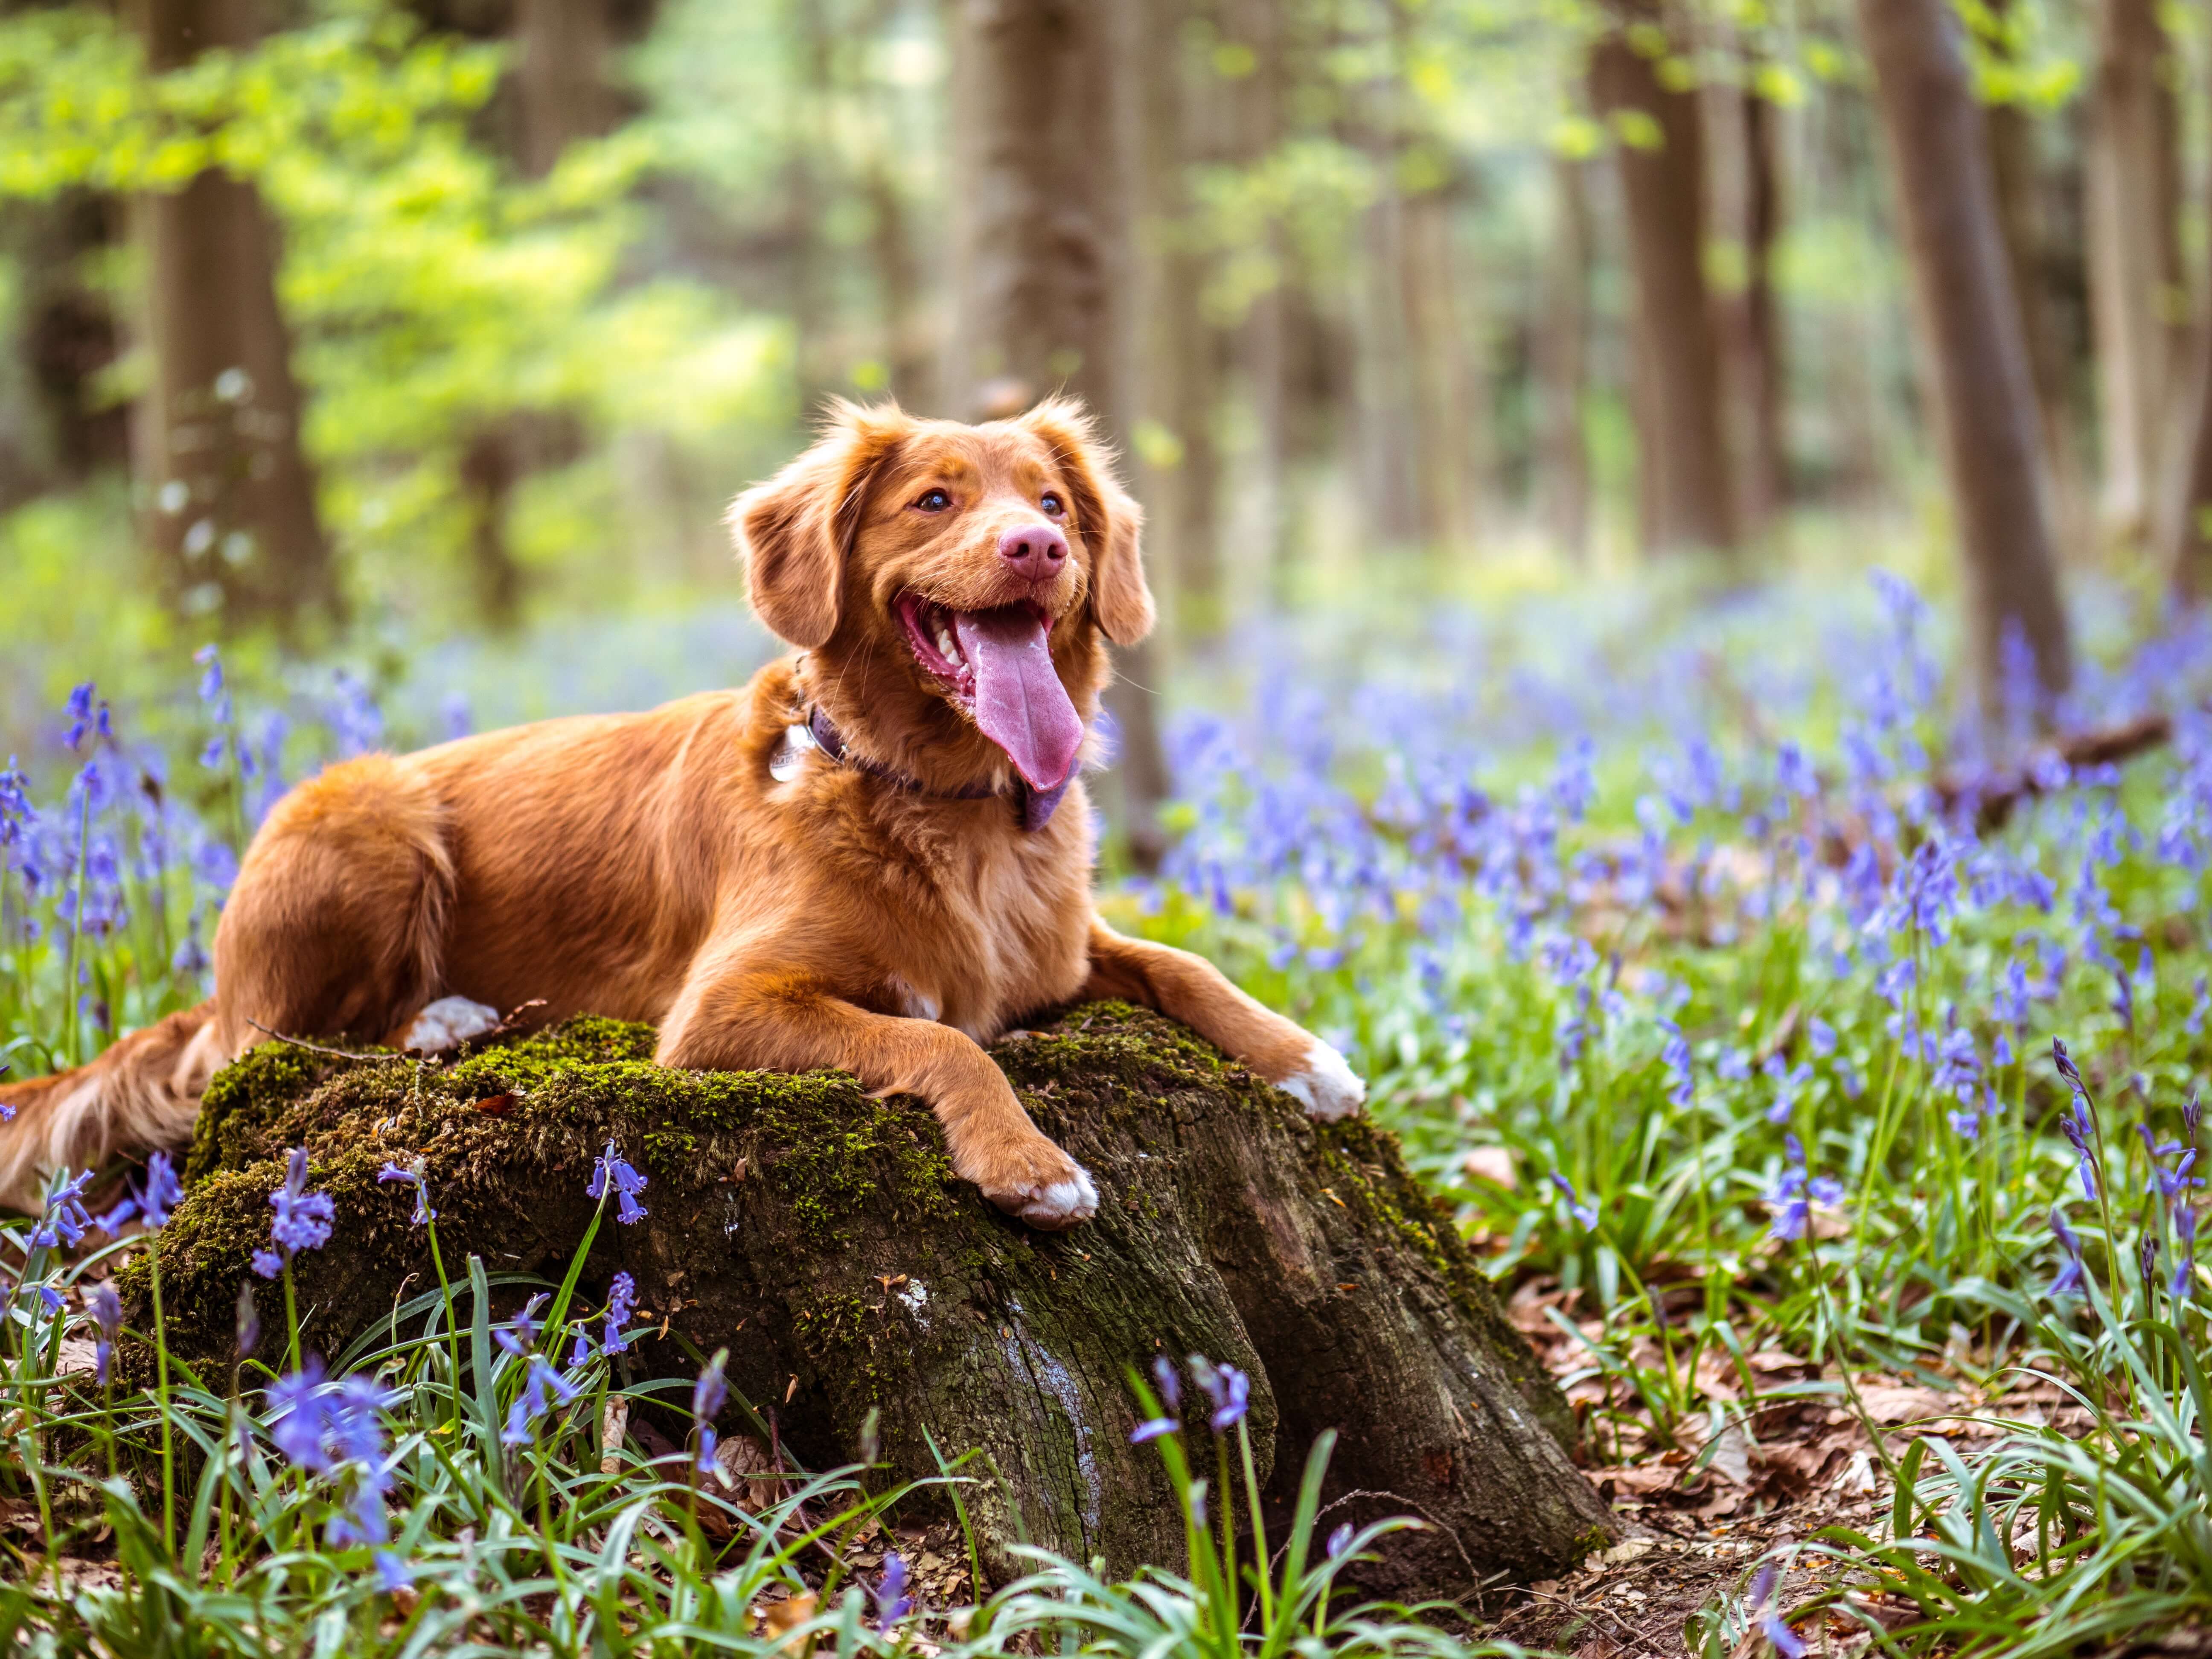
[{"x1": 730, "y1": 398, "x2": 1153, "y2": 793}]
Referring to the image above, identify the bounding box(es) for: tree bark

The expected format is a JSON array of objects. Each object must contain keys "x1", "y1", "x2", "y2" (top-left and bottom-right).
[
  {"x1": 1535, "y1": 156, "x2": 1592, "y2": 559},
  {"x1": 137, "y1": 1006, "x2": 1615, "y2": 1597},
  {"x1": 1855, "y1": 0, "x2": 2072, "y2": 710},
  {"x1": 128, "y1": 0, "x2": 334, "y2": 628},
  {"x1": 1587, "y1": 0, "x2": 1737, "y2": 557},
  {"x1": 2164, "y1": 28, "x2": 2212, "y2": 599},
  {"x1": 946, "y1": 0, "x2": 1170, "y2": 871},
  {"x1": 1717, "y1": 78, "x2": 1786, "y2": 535},
  {"x1": 2085, "y1": 0, "x2": 2182, "y2": 546}
]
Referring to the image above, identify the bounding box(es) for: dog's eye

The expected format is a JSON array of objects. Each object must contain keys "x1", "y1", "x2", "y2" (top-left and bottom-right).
[
  {"x1": 914, "y1": 488, "x2": 952, "y2": 512},
  {"x1": 1040, "y1": 492, "x2": 1065, "y2": 517}
]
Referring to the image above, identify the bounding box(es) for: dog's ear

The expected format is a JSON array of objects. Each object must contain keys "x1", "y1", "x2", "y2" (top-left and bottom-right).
[
  {"x1": 1022, "y1": 397, "x2": 1154, "y2": 646},
  {"x1": 730, "y1": 401, "x2": 908, "y2": 649}
]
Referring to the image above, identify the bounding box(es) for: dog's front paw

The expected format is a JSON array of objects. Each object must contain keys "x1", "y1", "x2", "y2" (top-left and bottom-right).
[
  {"x1": 1275, "y1": 1038, "x2": 1366, "y2": 1121},
  {"x1": 972, "y1": 1138, "x2": 1099, "y2": 1231},
  {"x1": 403, "y1": 996, "x2": 501, "y2": 1053}
]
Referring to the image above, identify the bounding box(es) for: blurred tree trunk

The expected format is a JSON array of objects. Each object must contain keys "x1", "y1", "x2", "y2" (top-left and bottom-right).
[
  {"x1": 1233, "y1": 0, "x2": 1290, "y2": 584},
  {"x1": 129, "y1": 0, "x2": 334, "y2": 628},
  {"x1": 865, "y1": 158, "x2": 931, "y2": 409},
  {"x1": 2162, "y1": 28, "x2": 2212, "y2": 599},
  {"x1": 457, "y1": 0, "x2": 624, "y2": 631},
  {"x1": 2085, "y1": 0, "x2": 2182, "y2": 548},
  {"x1": 1717, "y1": 79, "x2": 1786, "y2": 536},
  {"x1": 1535, "y1": 155, "x2": 1591, "y2": 559},
  {"x1": 1588, "y1": 0, "x2": 1736, "y2": 557},
  {"x1": 946, "y1": 0, "x2": 1170, "y2": 870},
  {"x1": 515, "y1": 0, "x2": 615, "y2": 177},
  {"x1": 1133, "y1": 0, "x2": 1222, "y2": 641},
  {"x1": 1855, "y1": 0, "x2": 2072, "y2": 708},
  {"x1": 0, "y1": 193, "x2": 129, "y2": 508}
]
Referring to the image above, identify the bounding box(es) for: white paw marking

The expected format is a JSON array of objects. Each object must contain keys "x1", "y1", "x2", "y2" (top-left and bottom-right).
[
  {"x1": 1278, "y1": 1038, "x2": 1366, "y2": 1121},
  {"x1": 404, "y1": 996, "x2": 502, "y2": 1052},
  {"x1": 1009, "y1": 1163, "x2": 1098, "y2": 1230}
]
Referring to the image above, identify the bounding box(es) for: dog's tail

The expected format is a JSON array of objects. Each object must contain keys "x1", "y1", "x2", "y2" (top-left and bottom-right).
[{"x1": 0, "y1": 1001, "x2": 222, "y2": 1213}]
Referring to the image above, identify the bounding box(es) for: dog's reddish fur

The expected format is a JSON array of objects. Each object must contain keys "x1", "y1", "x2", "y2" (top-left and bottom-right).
[{"x1": 0, "y1": 399, "x2": 1355, "y2": 1224}]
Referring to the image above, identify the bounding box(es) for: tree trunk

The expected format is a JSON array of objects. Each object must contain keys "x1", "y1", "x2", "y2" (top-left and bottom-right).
[
  {"x1": 1133, "y1": 0, "x2": 1223, "y2": 641},
  {"x1": 2085, "y1": 0, "x2": 2182, "y2": 547},
  {"x1": 1855, "y1": 0, "x2": 2073, "y2": 710},
  {"x1": 514, "y1": 0, "x2": 616, "y2": 178},
  {"x1": 1535, "y1": 156, "x2": 1592, "y2": 559},
  {"x1": 129, "y1": 0, "x2": 333, "y2": 628},
  {"x1": 946, "y1": 0, "x2": 1170, "y2": 871},
  {"x1": 136, "y1": 1006, "x2": 1615, "y2": 1597},
  {"x1": 1717, "y1": 78, "x2": 1786, "y2": 535},
  {"x1": 2163, "y1": 29, "x2": 2212, "y2": 599},
  {"x1": 1588, "y1": 0, "x2": 1736, "y2": 558}
]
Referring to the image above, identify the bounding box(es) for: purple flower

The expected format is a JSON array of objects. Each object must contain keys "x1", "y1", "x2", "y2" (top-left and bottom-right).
[
  {"x1": 1326, "y1": 1521, "x2": 1355, "y2": 1559},
  {"x1": 238, "y1": 1282, "x2": 261, "y2": 1357},
  {"x1": 695, "y1": 1423, "x2": 719, "y2": 1474},
  {"x1": 602, "y1": 1271, "x2": 637, "y2": 1354},
  {"x1": 268, "y1": 1358, "x2": 336, "y2": 1472},
  {"x1": 875, "y1": 1551, "x2": 916, "y2": 1631},
  {"x1": 501, "y1": 1352, "x2": 581, "y2": 1445},
  {"x1": 495, "y1": 1292, "x2": 548, "y2": 1358},
  {"x1": 587, "y1": 1141, "x2": 649, "y2": 1224},
  {"x1": 375, "y1": 1161, "x2": 435, "y2": 1225},
  {"x1": 1550, "y1": 1171, "x2": 1600, "y2": 1231},
  {"x1": 1129, "y1": 1416, "x2": 1179, "y2": 1444},
  {"x1": 2059, "y1": 1094, "x2": 2100, "y2": 1201},
  {"x1": 29, "y1": 1170, "x2": 94, "y2": 1251},
  {"x1": 1152, "y1": 1353, "x2": 1181, "y2": 1415},
  {"x1": 251, "y1": 1249, "x2": 283, "y2": 1280},
  {"x1": 90, "y1": 1284, "x2": 122, "y2": 1386},
  {"x1": 692, "y1": 1353, "x2": 728, "y2": 1423},
  {"x1": 1767, "y1": 1137, "x2": 1841, "y2": 1242},
  {"x1": 269, "y1": 1148, "x2": 334, "y2": 1257},
  {"x1": 98, "y1": 1150, "x2": 183, "y2": 1236},
  {"x1": 2173, "y1": 1204, "x2": 2198, "y2": 1298},
  {"x1": 374, "y1": 1551, "x2": 412, "y2": 1592},
  {"x1": 1746, "y1": 1559, "x2": 1806, "y2": 1658},
  {"x1": 2051, "y1": 1038, "x2": 2082, "y2": 1088},
  {"x1": 2050, "y1": 1208, "x2": 2086, "y2": 1296},
  {"x1": 1188, "y1": 1356, "x2": 1249, "y2": 1431},
  {"x1": 1807, "y1": 1018, "x2": 1837, "y2": 1058}
]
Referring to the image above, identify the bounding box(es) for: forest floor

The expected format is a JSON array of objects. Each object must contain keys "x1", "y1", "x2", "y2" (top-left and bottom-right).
[{"x1": 1485, "y1": 1281, "x2": 2182, "y2": 1659}]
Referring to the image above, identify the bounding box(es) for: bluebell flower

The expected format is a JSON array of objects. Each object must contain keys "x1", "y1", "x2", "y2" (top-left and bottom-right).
[
  {"x1": 495, "y1": 1292, "x2": 549, "y2": 1358},
  {"x1": 501, "y1": 1352, "x2": 581, "y2": 1445},
  {"x1": 1549, "y1": 1172, "x2": 1600, "y2": 1231},
  {"x1": 1654, "y1": 1018, "x2": 1694, "y2": 1107},
  {"x1": 1326, "y1": 1521, "x2": 1355, "y2": 1559},
  {"x1": 269, "y1": 1147, "x2": 334, "y2": 1257},
  {"x1": 268, "y1": 1359, "x2": 336, "y2": 1472},
  {"x1": 2049, "y1": 1208, "x2": 2086, "y2": 1296},
  {"x1": 98, "y1": 1151, "x2": 183, "y2": 1236},
  {"x1": 1762, "y1": 1053, "x2": 1812, "y2": 1125},
  {"x1": 374, "y1": 1551, "x2": 412, "y2": 1592},
  {"x1": 1187, "y1": 1355, "x2": 1249, "y2": 1431},
  {"x1": 1746, "y1": 1559, "x2": 1806, "y2": 1659},
  {"x1": 251, "y1": 1249, "x2": 282, "y2": 1280},
  {"x1": 693, "y1": 1353, "x2": 727, "y2": 1423},
  {"x1": 1152, "y1": 1353, "x2": 1181, "y2": 1415},
  {"x1": 602, "y1": 1271, "x2": 637, "y2": 1354},
  {"x1": 1767, "y1": 1137, "x2": 1841, "y2": 1242},
  {"x1": 238, "y1": 1282, "x2": 261, "y2": 1357},
  {"x1": 874, "y1": 1551, "x2": 916, "y2": 1631},
  {"x1": 90, "y1": 1284, "x2": 122, "y2": 1386},
  {"x1": 569, "y1": 1332, "x2": 591, "y2": 1367},
  {"x1": 375, "y1": 1160, "x2": 435, "y2": 1225},
  {"x1": 587, "y1": 1141, "x2": 649, "y2": 1223},
  {"x1": 2059, "y1": 1094, "x2": 2100, "y2": 1201},
  {"x1": 1807, "y1": 1018, "x2": 1837, "y2": 1058},
  {"x1": 29, "y1": 1169, "x2": 94, "y2": 1251},
  {"x1": 1129, "y1": 1415, "x2": 1179, "y2": 1444},
  {"x1": 695, "y1": 1424, "x2": 720, "y2": 1474},
  {"x1": 2172, "y1": 1203, "x2": 2198, "y2": 1298}
]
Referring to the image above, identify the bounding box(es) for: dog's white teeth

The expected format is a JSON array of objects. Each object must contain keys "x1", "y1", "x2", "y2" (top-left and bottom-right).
[{"x1": 937, "y1": 628, "x2": 962, "y2": 665}]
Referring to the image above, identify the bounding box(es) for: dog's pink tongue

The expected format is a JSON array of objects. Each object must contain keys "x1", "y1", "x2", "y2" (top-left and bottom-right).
[{"x1": 951, "y1": 607, "x2": 1083, "y2": 791}]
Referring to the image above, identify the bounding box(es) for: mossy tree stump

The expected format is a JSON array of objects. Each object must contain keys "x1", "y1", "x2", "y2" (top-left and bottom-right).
[{"x1": 132, "y1": 1003, "x2": 1615, "y2": 1598}]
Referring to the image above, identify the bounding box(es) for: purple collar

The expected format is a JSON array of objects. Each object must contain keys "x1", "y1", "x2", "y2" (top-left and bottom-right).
[{"x1": 804, "y1": 707, "x2": 1072, "y2": 832}]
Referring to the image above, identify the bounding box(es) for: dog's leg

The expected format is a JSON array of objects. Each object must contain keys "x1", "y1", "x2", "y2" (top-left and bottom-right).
[
  {"x1": 657, "y1": 966, "x2": 1098, "y2": 1228},
  {"x1": 0, "y1": 1001, "x2": 220, "y2": 1212},
  {"x1": 1079, "y1": 918, "x2": 1365, "y2": 1121}
]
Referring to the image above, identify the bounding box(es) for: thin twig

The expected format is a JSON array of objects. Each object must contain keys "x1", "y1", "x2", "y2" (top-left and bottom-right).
[{"x1": 242, "y1": 1020, "x2": 409, "y2": 1065}]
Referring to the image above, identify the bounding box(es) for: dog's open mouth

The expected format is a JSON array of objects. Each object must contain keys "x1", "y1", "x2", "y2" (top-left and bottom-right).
[{"x1": 896, "y1": 593, "x2": 1083, "y2": 792}]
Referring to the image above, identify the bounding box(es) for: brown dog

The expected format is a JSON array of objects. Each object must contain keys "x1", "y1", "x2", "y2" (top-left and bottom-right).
[{"x1": 0, "y1": 399, "x2": 1362, "y2": 1226}]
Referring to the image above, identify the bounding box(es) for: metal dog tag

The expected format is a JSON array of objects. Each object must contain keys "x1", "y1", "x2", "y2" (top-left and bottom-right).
[{"x1": 768, "y1": 722, "x2": 816, "y2": 783}]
